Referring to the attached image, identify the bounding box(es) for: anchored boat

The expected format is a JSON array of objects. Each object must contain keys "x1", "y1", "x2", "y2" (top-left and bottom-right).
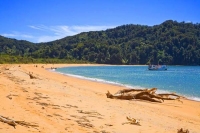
[{"x1": 148, "y1": 65, "x2": 167, "y2": 70}]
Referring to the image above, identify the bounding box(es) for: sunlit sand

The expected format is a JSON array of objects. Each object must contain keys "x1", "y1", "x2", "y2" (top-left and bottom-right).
[{"x1": 0, "y1": 64, "x2": 199, "y2": 133}]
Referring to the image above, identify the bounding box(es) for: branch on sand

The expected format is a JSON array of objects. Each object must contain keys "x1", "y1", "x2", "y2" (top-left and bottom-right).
[
  {"x1": 122, "y1": 116, "x2": 140, "y2": 126},
  {"x1": 29, "y1": 73, "x2": 37, "y2": 79},
  {"x1": 106, "y1": 88, "x2": 183, "y2": 103},
  {"x1": 177, "y1": 128, "x2": 189, "y2": 133},
  {"x1": 0, "y1": 115, "x2": 39, "y2": 129},
  {"x1": 27, "y1": 72, "x2": 37, "y2": 79}
]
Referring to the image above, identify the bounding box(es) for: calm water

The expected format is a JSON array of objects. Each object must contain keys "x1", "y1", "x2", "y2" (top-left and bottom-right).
[{"x1": 55, "y1": 65, "x2": 200, "y2": 101}]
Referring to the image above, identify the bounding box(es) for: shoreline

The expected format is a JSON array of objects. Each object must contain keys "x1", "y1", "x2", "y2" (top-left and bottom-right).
[
  {"x1": 0, "y1": 64, "x2": 200, "y2": 133},
  {"x1": 52, "y1": 65, "x2": 200, "y2": 102}
]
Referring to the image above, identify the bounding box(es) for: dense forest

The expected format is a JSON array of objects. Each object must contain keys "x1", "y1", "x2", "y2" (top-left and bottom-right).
[{"x1": 1, "y1": 20, "x2": 200, "y2": 65}]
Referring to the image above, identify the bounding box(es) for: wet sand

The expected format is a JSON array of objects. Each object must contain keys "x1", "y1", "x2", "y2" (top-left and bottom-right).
[{"x1": 0, "y1": 64, "x2": 200, "y2": 133}]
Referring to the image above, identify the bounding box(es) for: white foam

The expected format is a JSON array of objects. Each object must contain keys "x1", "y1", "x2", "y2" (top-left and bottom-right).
[
  {"x1": 157, "y1": 90, "x2": 200, "y2": 102},
  {"x1": 46, "y1": 68, "x2": 56, "y2": 71},
  {"x1": 156, "y1": 89, "x2": 200, "y2": 101},
  {"x1": 156, "y1": 89, "x2": 172, "y2": 94},
  {"x1": 189, "y1": 97, "x2": 200, "y2": 101}
]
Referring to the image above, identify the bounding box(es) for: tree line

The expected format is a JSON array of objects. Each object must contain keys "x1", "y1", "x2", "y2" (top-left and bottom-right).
[{"x1": 0, "y1": 20, "x2": 200, "y2": 65}]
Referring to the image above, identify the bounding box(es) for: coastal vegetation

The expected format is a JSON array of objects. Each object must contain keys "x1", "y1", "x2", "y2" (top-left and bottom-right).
[{"x1": 0, "y1": 20, "x2": 200, "y2": 65}]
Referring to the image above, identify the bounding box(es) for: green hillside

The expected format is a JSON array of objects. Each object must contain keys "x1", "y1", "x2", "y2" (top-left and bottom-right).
[{"x1": 1, "y1": 20, "x2": 200, "y2": 65}]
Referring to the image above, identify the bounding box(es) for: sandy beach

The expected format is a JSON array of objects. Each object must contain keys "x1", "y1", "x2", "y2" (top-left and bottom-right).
[{"x1": 0, "y1": 64, "x2": 200, "y2": 133}]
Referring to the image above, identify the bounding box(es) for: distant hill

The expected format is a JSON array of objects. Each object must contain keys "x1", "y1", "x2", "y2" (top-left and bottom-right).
[{"x1": 1, "y1": 20, "x2": 200, "y2": 65}]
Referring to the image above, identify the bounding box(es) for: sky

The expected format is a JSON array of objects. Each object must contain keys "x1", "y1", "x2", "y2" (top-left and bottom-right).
[{"x1": 0, "y1": 0, "x2": 200, "y2": 43}]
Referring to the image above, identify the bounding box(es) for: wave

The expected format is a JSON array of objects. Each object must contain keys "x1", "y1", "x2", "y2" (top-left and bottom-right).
[
  {"x1": 188, "y1": 97, "x2": 200, "y2": 102},
  {"x1": 156, "y1": 90, "x2": 200, "y2": 101}
]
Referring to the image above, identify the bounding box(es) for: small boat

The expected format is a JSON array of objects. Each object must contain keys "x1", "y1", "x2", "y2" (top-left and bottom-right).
[{"x1": 148, "y1": 65, "x2": 167, "y2": 70}]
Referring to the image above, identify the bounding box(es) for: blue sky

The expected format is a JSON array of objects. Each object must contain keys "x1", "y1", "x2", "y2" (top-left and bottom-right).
[{"x1": 0, "y1": 0, "x2": 199, "y2": 43}]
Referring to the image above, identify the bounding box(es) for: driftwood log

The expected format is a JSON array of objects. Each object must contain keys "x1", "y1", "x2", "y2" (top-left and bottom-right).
[
  {"x1": 122, "y1": 116, "x2": 140, "y2": 126},
  {"x1": 26, "y1": 72, "x2": 38, "y2": 79},
  {"x1": 29, "y1": 72, "x2": 37, "y2": 79},
  {"x1": 177, "y1": 128, "x2": 189, "y2": 133},
  {"x1": 0, "y1": 115, "x2": 38, "y2": 129},
  {"x1": 106, "y1": 88, "x2": 182, "y2": 103}
]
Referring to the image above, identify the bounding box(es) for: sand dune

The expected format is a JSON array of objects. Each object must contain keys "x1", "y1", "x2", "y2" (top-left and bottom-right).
[{"x1": 0, "y1": 64, "x2": 200, "y2": 133}]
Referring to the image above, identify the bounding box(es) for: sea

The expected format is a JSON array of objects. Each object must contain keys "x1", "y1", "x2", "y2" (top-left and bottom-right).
[{"x1": 54, "y1": 65, "x2": 200, "y2": 101}]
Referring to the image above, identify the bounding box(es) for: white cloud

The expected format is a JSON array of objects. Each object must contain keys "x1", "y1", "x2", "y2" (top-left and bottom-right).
[
  {"x1": 29, "y1": 25, "x2": 116, "y2": 42},
  {"x1": 2, "y1": 33, "x2": 16, "y2": 37},
  {"x1": 37, "y1": 35, "x2": 61, "y2": 43},
  {"x1": 2, "y1": 25, "x2": 116, "y2": 43},
  {"x1": 2, "y1": 32, "x2": 33, "y2": 39},
  {"x1": 186, "y1": 21, "x2": 192, "y2": 23},
  {"x1": 29, "y1": 25, "x2": 45, "y2": 30}
]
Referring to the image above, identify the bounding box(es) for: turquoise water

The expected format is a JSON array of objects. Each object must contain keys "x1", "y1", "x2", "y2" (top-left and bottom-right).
[{"x1": 55, "y1": 65, "x2": 200, "y2": 101}]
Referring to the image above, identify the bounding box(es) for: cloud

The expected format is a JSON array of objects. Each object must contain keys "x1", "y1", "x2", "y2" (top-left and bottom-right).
[
  {"x1": 186, "y1": 21, "x2": 192, "y2": 23},
  {"x1": 2, "y1": 32, "x2": 33, "y2": 39},
  {"x1": 2, "y1": 33, "x2": 16, "y2": 37},
  {"x1": 37, "y1": 35, "x2": 62, "y2": 43},
  {"x1": 29, "y1": 25, "x2": 116, "y2": 42},
  {"x1": 29, "y1": 25, "x2": 45, "y2": 30},
  {"x1": 2, "y1": 25, "x2": 116, "y2": 43}
]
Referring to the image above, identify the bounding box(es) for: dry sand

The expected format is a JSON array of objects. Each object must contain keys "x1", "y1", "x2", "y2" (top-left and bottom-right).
[{"x1": 0, "y1": 64, "x2": 200, "y2": 133}]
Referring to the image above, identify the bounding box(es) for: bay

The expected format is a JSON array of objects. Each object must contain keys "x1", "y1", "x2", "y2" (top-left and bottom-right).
[{"x1": 55, "y1": 65, "x2": 200, "y2": 101}]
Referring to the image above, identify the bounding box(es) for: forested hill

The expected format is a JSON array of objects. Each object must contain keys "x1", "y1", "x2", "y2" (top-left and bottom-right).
[
  {"x1": 1, "y1": 20, "x2": 200, "y2": 65},
  {"x1": 0, "y1": 35, "x2": 36, "y2": 54}
]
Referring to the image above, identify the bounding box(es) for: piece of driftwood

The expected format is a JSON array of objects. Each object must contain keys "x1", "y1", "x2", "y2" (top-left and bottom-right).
[
  {"x1": 0, "y1": 115, "x2": 38, "y2": 129},
  {"x1": 0, "y1": 116, "x2": 16, "y2": 128},
  {"x1": 6, "y1": 94, "x2": 12, "y2": 100},
  {"x1": 114, "y1": 88, "x2": 147, "y2": 95},
  {"x1": 177, "y1": 128, "x2": 189, "y2": 133},
  {"x1": 106, "y1": 88, "x2": 182, "y2": 103},
  {"x1": 28, "y1": 72, "x2": 37, "y2": 79},
  {"x1": 29, "y1": 73, "x2": 36, "y2": 79},
  {"x1": 122, "y1": 116, "x2": 140, "y2": 126}
]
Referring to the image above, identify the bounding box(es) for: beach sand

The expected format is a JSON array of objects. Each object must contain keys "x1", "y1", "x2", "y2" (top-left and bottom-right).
[{"x1": 0, "y1": 64, "x2": 200, "y2": 133}]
